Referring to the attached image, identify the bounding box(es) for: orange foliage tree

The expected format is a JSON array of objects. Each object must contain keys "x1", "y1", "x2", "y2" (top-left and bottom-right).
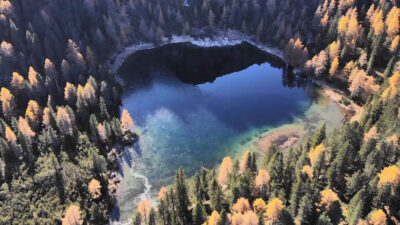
[
  {"x1": 62, "y1": 205, "x2": 83, "y2": 225},
  {"x1": 265, "y1": 198, "x2": 284, "y2": 223},
  {"x1": 232, "y1": 197, "x2": 251, "y2": 214},
  {"x1": 218, "y1": 156, "x2": 233, "y2": 189},
  {"x1": 138, "y1": 199, "x2": 151, "y2": 221},
  {"x1": 88, "y1": 179, "x2": 101, "y2": 199},
  {"x1": 368, "y1": 209, "x2": 387, "y2": 225},
  {"x1": 377, "y1": 165, "x2": 400, "y2": 187},
  {"x1": 121, "y1": 109, "x2": 134, "y2": 132}
]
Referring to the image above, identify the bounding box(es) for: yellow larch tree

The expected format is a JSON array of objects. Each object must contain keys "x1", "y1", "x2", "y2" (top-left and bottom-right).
[
  {"x1": 88, "y1": 179, "x2": 101, "y2": 199},
  {"x1": 321, "y1": 11, "x2": 329, "y2": 28},
  {"x1": 121, "y1": 109, "x2": 134, "y2": 132},
  {"x1": 377, "y1": 165, "x2": 400, "y2": 187},
  {"x1": 5, "y1": 126, "x2": 16, "y2": 142},
  {"x1": 42, "y1": 107, "x2": 52, "y2": 127},
  {"x1": 158, "y1": 186, "x2": 167, "y2": 200},
  {"x1": 347, "y1": 11, "x2": 361, "y2": 42},
  {"x1": 18, "y1": 116, "x2": 35, "y2": 140},
  {"x1": 329, "y1": 40, "x2": 340, "y2": 62},
  {"x1": 11, "y1": 72, "x2": 24, "y2": 90},
  {"x1": 207, "y1": 211, "x2": 220, "y2": 225},
  {"x1": 254, "y1": 169, "x2": 271, "y2": 191},
  {"x1": 265, "y1": 198, "x2": 284, "y2": 223},
  {"x1": 138, "y1": 199, "x2": 151, "y2": 221},
  {"x1": 242, "y1": 211, "x2": 259, "y2": 225},
  {"x1": 329, "y1": 57, "x2": 339, "y2": 76},
  {"x1": 308, "y1": 144, "x2": 326, "y2": 167},
  {"x1": 318, "y1": 189, "x2": 339, "y2": 211},
  {"x1": 231, "y1": 213, "x2": 244, "y2": 225},
  {"x1": 239, "y1": 151, "x2": 250, "y2": 174},
  {"x1": 302, "y1": 165, "x2": 314, "y2": 178},
  {"x1": 338, "y1": 15, "x2": 349, "y2": 36},
  {"x1": 363, "y1": 126, "x2": 379, "y2": 143},
  {"x1": 28, "y1": 66, "x2": 39, "y2": 87},
  {"x1": 26, "y1": 100, "x2": 40, "y2": 122},
  {"x1": 62, "y1": 205, "x2": 83, "y2": 225},
  {"x1": 218, "y1": 156, "x2": 233, "y2": 189},
  {"x1": 390, "y1": 35, "x2": 399, "y2": 52},
  {"x1": 372, "y1": 9, "x2": 384, "y2": 36},
  {"x1": 97, "y1": 123, "x2": 108, "y2": 142},
  {"x1": 56, "y1": 107, "x2": 73, "y2": 136},
  {"x1": 232, "y1": 197, "x2": 251, "y2": 214},
  {"x1": 386, "y1": 6, "x2": 400, "y2": 38},
  {"x1": 64, "y1": 82, "x2": 77, "y2": 102},
  {"x1": 368, "y1": 209, "x2": 387, "y2": 225},
  {"x1": 253, "y1": 198, "x2": 267, "y2": 213},
  {"x1": 342, "y1": 60, "x2": 354, "y2": 78},
  {"x1": 0, "y1": 87, "x2": 16, "y2": 120}
]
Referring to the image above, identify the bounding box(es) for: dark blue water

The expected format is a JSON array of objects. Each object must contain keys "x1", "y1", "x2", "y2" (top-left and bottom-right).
[{"x1": 122, "y1": 63, "x2": 311, "y2": 184}]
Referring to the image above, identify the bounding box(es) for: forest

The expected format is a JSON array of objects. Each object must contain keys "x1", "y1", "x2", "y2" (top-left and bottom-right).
[{"x1": 0, "y1": 0, "x2": 400, "y2": 224}]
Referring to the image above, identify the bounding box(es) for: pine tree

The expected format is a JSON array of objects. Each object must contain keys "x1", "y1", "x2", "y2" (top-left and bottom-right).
[{"x1": 174, "y1": 167, "x2": 192, "y2": 224}]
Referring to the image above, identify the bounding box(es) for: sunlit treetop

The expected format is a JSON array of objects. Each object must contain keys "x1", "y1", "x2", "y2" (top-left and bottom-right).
[
  {"x1": 5, "y1": 126, "x2": 16, "y2": 142},
  {"x1": 265, "y1": 198, "x2": 284, "y2": 223},
  {"x1": 62, "y1": 205, "x2": 83, "y2": 225},
  {"x1": 254, "y1": 169, "x2": 271, "y2": 190},
  {"x1": 158, "y1": 186, "x2": 167, "y2": 201},
  {"x1": 308, "y1": 144, "x2": 326, "y2": 167},
  {"x1": 253, "y1": 198, "x2": 267, "y2": 213},
  {"x1": 232, "y1": 197, "x2": 250, "y2": 214},
  {"x1": 368, "y1": 209, "x2": 387, "y2": 225},
  {"x1": 121, "y1": 109, "x2": 134, "y2": 132},
  {"x1": 137, "y1": 199, "x2": 151, "y2": 221},
  {"x1": 11, "y1": 72, "x2": 24, "y2": 90},
  {"x1": 318, "y1": 189, "x2": 339, "y2": 210},
  {"x1": 88, "y1": 179, "x2": 101, "y2": 199},
  {"x1": 218, "y1": 156, "x2": 233, "y2": 189},
  {"x1": 378, "y1": 165, "x2": 400, "y2": 187},
  {"x1": 18, "y1": 116, "x2": 35, "y2": 139}
]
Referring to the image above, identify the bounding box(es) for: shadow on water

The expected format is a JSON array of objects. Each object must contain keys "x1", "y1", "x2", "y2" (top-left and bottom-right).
[{"x1": 118, "y1": 41, "x2": 287, "y2": 86}]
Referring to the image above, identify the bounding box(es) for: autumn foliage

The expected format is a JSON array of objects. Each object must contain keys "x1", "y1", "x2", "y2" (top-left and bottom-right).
[
  {"x1": 62, "y1": 205, "x2": 83, "y2": 225},
  {"x1": 378, "y1": 165, "x2": 400, "y2": 187},
  {"x1": 88, "y1": 179, "x2": 101, "y2": 199}
]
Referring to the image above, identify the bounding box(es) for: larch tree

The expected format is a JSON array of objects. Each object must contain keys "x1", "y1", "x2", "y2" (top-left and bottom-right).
[
  {"x1": 218, "y1": 156, "x2": 233, "y2": 189},
  {"x1": 232, "y1": 197, "x2": 250, "y2": 214},
  {"x1": 320, "y1": 11, "x2": 329, "y2": 28},
  {"x1": 265, "y1": 198, "x2": 284, "y2": 223},
  {"x1": 158, "y1": 186, "x2": 167, "y2": 201},
  {"x1": 64, "y1": 82, "x2": 77, "y2": 105},
  {"x1": 377, "y1": 165, "x2": 400, "y2": 187},
  {"x1": 88, "y1": 178, "x2": 101, "y2": 199},
  {"x1": 0, "y1": 87, "x2": 16, "y2": 120},
  {"x1": 0, "y1": 41, "x2": 14, "y2": 57},
  {"x1": 338, "y1": 15, "x2": 349, "y2": 37},
  {"x1": 138, "y1": 199, "x2": 152, "y2": 221},
  {"x1": 390, "y1": 35, "x2": 399, "y2": 52},
  {"x1": 56, "y1": 107, "x2": 73, "y2": 136},
  {"x1": 239, "y1": 151, "x2": 250, "y2": 174},
  {"x1": 5, "y1": 126, "x2": 16, "y2": 142},
  {"x1": 302, "y1": 165, "x2": 314, "y2": 178},
  {"x1": 318, "y1": 189, "x2": 339, "y2": 211},
  {"x1": 120, "y1": 109, "x2": 134, "y2": 132},
  {"x1": 372, "y1": 9, "x2": 384, "y2": 36},
  {"x1": 329, "y1": 57, "x2": 339, "y2": 76},
  {"x1": 207, "y1": 211, "x2": 220, "y2": 225},
  {"x1": 242, "y1": 211, "x2": 258, "y2": 225},
  {"x1": 386, "y1": 6, "x2": 399, "y2": 38},
  {"x1": 253, "y1": 198, "x2": 267, "y2": 213},
  {"x1": 44, "y1": 58, "x2": 57, "y2": 79},
  {"x1": 28, "y1": 66, "x2": 39, "y2": 87},
  {"x1": 368, "y1": 209, "x2": 387, "y2": 225},
  {"x1": 254, "y1": 169, "x2": 270, "y2": 191},
  {"x1": 97, "y1": 123, "x2": 108, "y2": 142},
  {"x1": 329, "y1": 41, "x2": 340, "y2": 62},
  {"x1": 18, "y1": 116, "x2": 35, "y2": 140},
  {"x1": 26, "y1": 100, "x2": 40, "y2": 123},
  {"x1": 11, "y1": 72, "x2": 24, "y2": 90},
  {"x1": 62, "y1": 205, "x2": 83, "y2": 225},
  {"x1": 308, "y1": 144, "x2": 326, "y2": 167}
]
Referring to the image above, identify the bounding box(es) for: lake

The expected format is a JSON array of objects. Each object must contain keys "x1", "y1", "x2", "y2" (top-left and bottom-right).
[{"x1": 110, "y1": 42, "x2": 343, "y2": 224}]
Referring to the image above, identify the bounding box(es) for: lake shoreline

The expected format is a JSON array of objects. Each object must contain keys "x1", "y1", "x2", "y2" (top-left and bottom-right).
[{"x1": 108, "y1": 31, "x2": 355, "y2": 224}]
